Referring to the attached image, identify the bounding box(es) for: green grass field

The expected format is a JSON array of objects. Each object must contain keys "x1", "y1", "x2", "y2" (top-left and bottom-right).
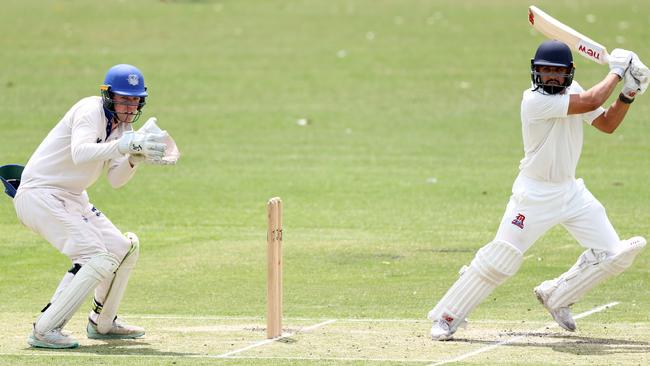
[{"x1": 1, "y1": 0, "x2": 649, "y2": 365}]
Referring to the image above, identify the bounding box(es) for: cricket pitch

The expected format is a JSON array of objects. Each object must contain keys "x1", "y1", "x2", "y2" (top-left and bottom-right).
[{"x1": 0, "y1": 305, "x2": 648, "y2": 366}]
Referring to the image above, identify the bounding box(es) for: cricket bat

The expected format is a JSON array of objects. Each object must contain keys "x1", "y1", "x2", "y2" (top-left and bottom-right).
[{"x1": 528, "y1": 5, "x2": 609, "y2": 64}]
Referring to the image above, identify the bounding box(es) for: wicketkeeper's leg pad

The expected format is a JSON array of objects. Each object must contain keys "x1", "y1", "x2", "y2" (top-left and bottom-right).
[
  {"x1": 35, "y1": 252, "x2": 119, "y2": 334},
  {"x1": 428, "y1": 240, "x2": 523, "y2": 330},
  {"x1": 95, "y1": 232, "x2": 140, "y2": 334},
  {"x1": 536, "y1": 236, "x2": 646, "y2": 310}
]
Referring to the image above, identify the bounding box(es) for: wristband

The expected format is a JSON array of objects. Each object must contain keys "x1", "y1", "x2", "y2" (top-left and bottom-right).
[{"x1": 619, "y1": 93, "x2": 634, "y2": 104}]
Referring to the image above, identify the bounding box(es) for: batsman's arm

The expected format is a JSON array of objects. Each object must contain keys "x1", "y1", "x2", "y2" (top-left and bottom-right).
[
  {"x1": 568, "y1": 74, "x2": 620, "y2": 115},
  {"x1": 591, "y1": 97, "x2": 631, "y2": 134}
]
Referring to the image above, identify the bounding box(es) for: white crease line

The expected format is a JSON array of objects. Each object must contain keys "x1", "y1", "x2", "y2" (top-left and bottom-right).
[
  {"x1": 0, "y1": 352, "x2": 437, "y2": 363},
  {"x1": 124, "y1": 314, "x2": 560, "y2": 324},
  {"x1": 428, "y1": 301, "x2": 620, "y2": 366},
  {"x1": 126, "y1": 314, "x2": 506, "y2": 324},
  {"x1": 9, "y1": 312, "x2": 611, "y2": 325},
  {"x1": 131, "y1": 314, "x2": 265, "y2": 320},
  {"x1": 227, "y1": 355, "x2": 439, "y2": 363},
  {"x1": 573, "y1": 301, "x2": 620, "y2": 320},
  {"x1": 130, "y1": 314, "x2": 429, "y2": 322},
  {"x1": 214, "y1": 319, "x2": 337, "y2": 358}
]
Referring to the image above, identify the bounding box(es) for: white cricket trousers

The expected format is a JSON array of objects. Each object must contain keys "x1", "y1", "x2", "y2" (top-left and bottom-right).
[
  {"x1": 14, "y1": 187, "x2": 131, "y2": 264},
  {"x1": 494, "y1": 174, "x2": 623, "y2": 254}
]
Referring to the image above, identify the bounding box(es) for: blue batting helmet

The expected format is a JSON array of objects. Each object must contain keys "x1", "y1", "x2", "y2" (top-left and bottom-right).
[
  {"x1": 530, "y1": 40, "x2": 575, "y2": 94},
  {"x1": 100, "y1": 64, "x2": 148, "y2": 122}
]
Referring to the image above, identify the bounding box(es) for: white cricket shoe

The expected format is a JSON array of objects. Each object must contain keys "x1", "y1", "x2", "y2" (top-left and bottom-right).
[
  {"x1": 28, "y1": 327, "x2": 79, "y2": 349},
  {"x1": 430, "y1": 318, "x2": 455, "y2": 341},
  {"x1": 534, "y1": 286, "x2": 577, "y2": 332},
  {"x1": 87, "y1": 317, "x2": 145, "y2": 339}
]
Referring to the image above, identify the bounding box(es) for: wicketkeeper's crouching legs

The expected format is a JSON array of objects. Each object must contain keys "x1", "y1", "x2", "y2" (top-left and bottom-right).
[
  {"x1": 534, "y1": 236, "x2": 646, "y2": 331},
  {"x1": 428, "y1": 240, "x2": 523, "y2": 340},
  {"x1": 29, "y1": 252, "x2": 120, "y2": 348},
  {"x1": 30, "y1": 233, "x2": 144, "y2": 348},
  {"x1": 87, "y1": 232, "x2": 145, "y2": 339}
]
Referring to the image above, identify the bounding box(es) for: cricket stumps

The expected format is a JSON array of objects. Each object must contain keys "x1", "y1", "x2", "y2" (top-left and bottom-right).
[{"x1": 267, "y1": 197, "x2": 283, "y2": 338}]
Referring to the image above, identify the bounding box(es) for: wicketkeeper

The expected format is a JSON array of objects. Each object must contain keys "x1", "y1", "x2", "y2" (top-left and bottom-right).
[
  {"x1": 428, "y1": 40, "x2": 648, "y2": 340},
  {"x1": 13, "y1": 64, "x2": 179, "y2": 348}
]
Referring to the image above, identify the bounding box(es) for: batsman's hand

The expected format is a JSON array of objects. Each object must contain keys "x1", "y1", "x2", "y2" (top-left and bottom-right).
[
  {"x1": 609, "y1": 49, "x2": 635, "y2": 78},
  {"x1": 630, "y1": 55, "x2": 650, "y2": 93},
  {"x1": 118, "y1": 131, "x2": 167, "y2": 159},
  {"x1": 622, "y1": 56, "x2": 650, "y2": 100},
  {"x1": 622, "y1": 69, "x2": 641, "y2": 100}
]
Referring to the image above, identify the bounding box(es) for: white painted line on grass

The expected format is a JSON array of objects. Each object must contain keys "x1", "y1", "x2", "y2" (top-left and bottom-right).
[
  {"x1": 132, "y1": 314, "x2": 265, "y2": 320},
  {"x1": 214, "y1": 319, "x2": 337, "y2": 358},
  {"x1": 0, "y1": 352, "x2": 437, "y2": 363},
  {"x1": 427, "y1": 301, "x2": 619, "y2": 366},
  {"x1": 126, "y1": 314, "x2": 559, "y2": 325},
  {"x1": 572, "y1": 301, "x2": 620, "y2": 320},
  {"x1": 131, "y1": 314, "x2": 431, "y2": 323},
  {"x1": 227, "y1": 355, "x2": 440, "y2": 363}
]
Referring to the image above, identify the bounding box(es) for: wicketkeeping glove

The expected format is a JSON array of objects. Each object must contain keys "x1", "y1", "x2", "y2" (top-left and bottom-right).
[
  {"x1": 128, "y1": 153, "x2": 174, "y2": 166},
  {"x1": 118, "y1": 131, "x2": 167, "y2": 159},
  {"x1": 135, "y1": 117, "x2": 180, "y2": 165}
]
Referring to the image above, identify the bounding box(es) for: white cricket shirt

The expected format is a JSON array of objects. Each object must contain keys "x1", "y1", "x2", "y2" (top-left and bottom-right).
[
  {"x1": 19, "y1": 96, "x2": 136, "y2": 194},
  {"x1": 518, "y1": 81, "x2": 605, "y2": 183}
]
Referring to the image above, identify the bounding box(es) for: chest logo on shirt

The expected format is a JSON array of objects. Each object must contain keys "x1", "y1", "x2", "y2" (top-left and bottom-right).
[
  {"x1": 96, "y1": 138, "x2": 102, "y2": 143},
  {"x1": 512, "y1": 213, "x2": 526, "y2": 229}
]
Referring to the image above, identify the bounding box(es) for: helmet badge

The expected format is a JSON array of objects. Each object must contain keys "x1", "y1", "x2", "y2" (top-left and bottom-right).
[{"x1": 127, "y1": 74, "x2": 140, "y2": 86}]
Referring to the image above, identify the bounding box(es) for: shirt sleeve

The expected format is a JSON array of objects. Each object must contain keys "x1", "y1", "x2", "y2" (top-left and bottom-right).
[
  {"x1": 582, "y1": 106, "x2": 606, "y2": 125},
  {"x1": 70, "y1": 106, "x2": 123, "y2": 165},
  {"x1": 571, "y1": 81, "x2": 605, "y2": 125},
  {"x1": 522, "y1": 90, "x2": 570, "y2": 121},
  {"x1": 106, "y1": 155, "x2": 137, "y2": 188}
]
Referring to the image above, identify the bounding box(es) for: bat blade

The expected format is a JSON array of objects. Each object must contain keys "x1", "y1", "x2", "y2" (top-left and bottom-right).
[{"x1": 528, "y1": 6, "x2": 609, "y2": 64}]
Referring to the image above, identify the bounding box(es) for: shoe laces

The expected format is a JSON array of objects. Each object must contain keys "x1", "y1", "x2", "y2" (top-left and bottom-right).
[{"x1": 438, "y1": 318, "x2": 452, "y2": 331}]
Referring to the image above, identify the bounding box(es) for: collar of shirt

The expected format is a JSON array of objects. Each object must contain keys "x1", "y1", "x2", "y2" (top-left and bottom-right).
[{"x1": 102, "y1": 106, "x2": 113, "y2": 138}]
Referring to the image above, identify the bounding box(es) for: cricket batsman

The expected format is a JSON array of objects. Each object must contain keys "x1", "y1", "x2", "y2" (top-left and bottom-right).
[
  {"x1": 428, "y1": 40, "x2": 649, "y2": 340},
  {"x1": 13, "y1": 64, "x2": 178, "y2": 348}
]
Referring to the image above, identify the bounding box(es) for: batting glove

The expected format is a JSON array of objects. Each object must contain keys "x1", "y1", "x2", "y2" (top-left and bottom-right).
[
  {"x1": 629, "y1": 55, "x2": 650, "y2": 94},
  {"x1": 608, "y1": 48, "x2": 634, "y2": 78},
  {"x1": 622, "y1": 69, "x2": 641, "y2": 101}
]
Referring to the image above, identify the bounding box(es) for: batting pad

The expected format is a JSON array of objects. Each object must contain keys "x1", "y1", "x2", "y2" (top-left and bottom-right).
[
  {"x1": 96, "y1": 233, "x2": 140, "y2": 334},
  {"x1": 428, "y1": 240, "x2": 523, "y2": 330},
  {"x1": 537, "y1": 236, "x2": 646, "y2": 309},
  {"x1": 35, "y1": 253, "x2": 119, "y2": 334}
]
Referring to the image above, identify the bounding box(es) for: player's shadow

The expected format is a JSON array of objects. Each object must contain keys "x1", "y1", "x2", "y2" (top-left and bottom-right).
[
  {"x1": 453, "y1": 332, "x2": 650, "y2": 356},
  {"x1": 25, "y1": 340, "x2": 196, "y2": 357}
]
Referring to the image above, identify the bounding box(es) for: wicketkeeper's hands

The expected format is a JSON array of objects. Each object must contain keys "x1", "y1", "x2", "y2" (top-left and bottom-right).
[
  {"x1": 128, "y1": 153, "x2": 176, "y2": 166},
  {"x1": 609, "y1": 48, "x2": 635, "y2": 78},
  {"x1": 118, "y1": 131, "x2": 167, "y2": 159},
  {"x1": 128, "y1": 154, "x2": 174, "y2": 166},
  {"x1": 134, "y1": 117, "x2": 180, "y2": 165}
]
